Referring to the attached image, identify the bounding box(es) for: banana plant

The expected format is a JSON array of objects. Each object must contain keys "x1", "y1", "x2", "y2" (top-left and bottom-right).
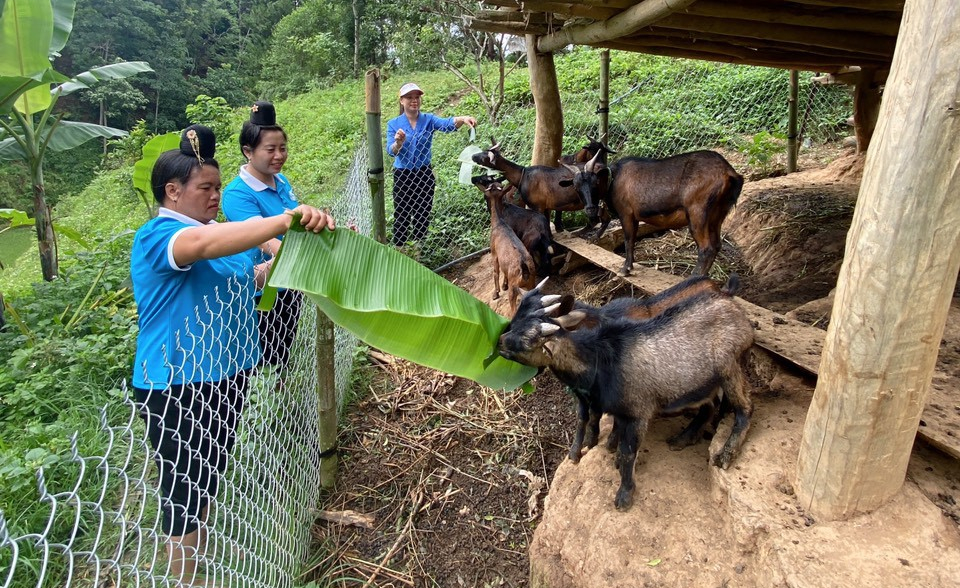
[
  {"x1": 267, "y1": 224, "x2": 538, "y2": 391},
  {"x1": 0, "y1": 0, "x2": 152, "y2": 281}
]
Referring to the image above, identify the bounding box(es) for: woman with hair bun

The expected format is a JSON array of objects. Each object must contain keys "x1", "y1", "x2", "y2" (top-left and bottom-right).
[
  {"x1": 130, "y1": 124, "x2": 334, "y2": 585},
  {"x1": 222, "y1": 100, "x2": 303, "y2": 368}
]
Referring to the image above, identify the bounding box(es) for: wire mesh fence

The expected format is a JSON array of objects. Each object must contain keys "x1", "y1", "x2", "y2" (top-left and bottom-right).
[
  {"x1": 1, "y1": 53, "x2": 853, "y2": 588},
  {"x1": 385, "y1": 57, "x2": 853, "y2": 270}
]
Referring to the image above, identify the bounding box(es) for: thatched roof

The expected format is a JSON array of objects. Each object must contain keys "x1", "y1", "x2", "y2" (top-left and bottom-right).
[{"x1": 468, "y1": 0, "x2": 902, "y2": 73}]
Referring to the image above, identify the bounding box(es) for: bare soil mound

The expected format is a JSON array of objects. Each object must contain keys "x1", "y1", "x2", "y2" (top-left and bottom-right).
[{"x1": 305, "y1": 149, "x2": 960, "y2": 587}]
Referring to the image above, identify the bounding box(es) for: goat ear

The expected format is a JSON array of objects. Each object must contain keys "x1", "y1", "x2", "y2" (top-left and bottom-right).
[
  {"x1": 555, "y1": 310, "x2": 587, "y2": 330},
  {"x1": 558, "y1": 295, "x2": 576, "y2": 315}
]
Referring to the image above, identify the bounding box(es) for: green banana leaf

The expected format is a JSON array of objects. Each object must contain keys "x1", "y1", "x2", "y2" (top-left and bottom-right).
[
  {"x1": 56, "y1": 61, "x2": 153, "y2": 96},
  {"x1": 266, "y1": 225, "x2": 537, "y2": 391},
  {"x1": 132, "y1": 131, "x2": 179, "y2": 201},
  {"x1": 0, "y1": 0, "x2": 55, "y2": 115}
]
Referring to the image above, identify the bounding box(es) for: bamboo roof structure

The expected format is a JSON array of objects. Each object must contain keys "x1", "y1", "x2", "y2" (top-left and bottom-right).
[{"x1": 468, "y1": 0, "x2": 903, "y2": 73}]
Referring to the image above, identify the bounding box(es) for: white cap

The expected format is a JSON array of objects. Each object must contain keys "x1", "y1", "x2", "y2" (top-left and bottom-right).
[{"x1": 399, "y1": 82, "x2": 423, "y2": 98}]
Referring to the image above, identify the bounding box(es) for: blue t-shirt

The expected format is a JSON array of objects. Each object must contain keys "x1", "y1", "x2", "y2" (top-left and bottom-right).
[
  {"x1": 386, "y1": 112, "x2": 457, "y2": 169},
  {"x1": 222, "y1": 166, "x2": 299, "y2": 224},
  {"x1": 130, "y1": 208, "x2": 261, "y2": 388}
]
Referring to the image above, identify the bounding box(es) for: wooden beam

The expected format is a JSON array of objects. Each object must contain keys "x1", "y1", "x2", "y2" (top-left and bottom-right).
[
  {"x1": 479, "y1": 0, "x2": 620, "y2": 20},
  {"x1": 786, "y1": 0, "x2": 904, "y2": 10},
  {"x1": 536, "y1": 0, "x2": 697, "y2": 54},
  {"x1": 795, "y1": 0, "x2": 960, "y2": 520},
  {"x1": 655, "y1": 13, "x2": 897, "y2": 57},
  {"x1": 468, "y1": 19, "x2": 552, "y2": 36},
  {"x1": 684, "y1": 0, "x2": 901, "y2": 36}
]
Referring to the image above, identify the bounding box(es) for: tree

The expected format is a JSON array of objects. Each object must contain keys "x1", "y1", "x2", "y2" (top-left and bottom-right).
[{"x1": 0, "y1": 0, "x2": 152, "y2": 281}]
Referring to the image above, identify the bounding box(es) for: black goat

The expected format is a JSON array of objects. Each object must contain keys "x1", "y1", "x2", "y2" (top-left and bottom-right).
[
  {"x1": 472, "y1": 138, "x2": 583, "y2": 233},
  {"x1": 472, "y1": 174, "x2": 554, "y2": 278},
  {"x1": 567, "y1": 150, "x2": 743, "y2": 276},
  {"x1": 498, "y1": 279, "x2": 754, "y2": 510}
]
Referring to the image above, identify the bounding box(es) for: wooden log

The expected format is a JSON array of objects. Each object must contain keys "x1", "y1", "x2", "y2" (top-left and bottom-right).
[
  {"x1": 525, "y1": 35, "x2": 564, "y2": 167},
  {"x1": 795, "y1": 0, "x2": 960, "y2": 520},
  {"x1": 852, "y1": 67, "x2": 882, "y2": 153},
  {"x1": 537, "y1": 0, "x2": 697, "y2": 53},
  {"x1": 684, "y1": 0, "x2": 901, "y2": 36}
]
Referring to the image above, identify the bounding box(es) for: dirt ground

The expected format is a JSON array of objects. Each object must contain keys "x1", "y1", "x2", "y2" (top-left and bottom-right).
[{"x1": 304, "y1": 147, "x2": 960, "y2": 587}]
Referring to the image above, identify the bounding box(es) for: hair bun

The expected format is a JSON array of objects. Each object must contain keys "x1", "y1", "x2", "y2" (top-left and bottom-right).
[
  {"x1": 179, "y1": 124, "x2": 216, "y2": 160},
  {"x1": 249, "y1": 101, "x2": 277, "y2": 126}
]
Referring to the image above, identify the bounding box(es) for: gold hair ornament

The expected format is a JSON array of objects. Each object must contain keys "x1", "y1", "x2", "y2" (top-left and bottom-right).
[{"x1": 186, "y1": 129, "x2": 204, "y2": 167}]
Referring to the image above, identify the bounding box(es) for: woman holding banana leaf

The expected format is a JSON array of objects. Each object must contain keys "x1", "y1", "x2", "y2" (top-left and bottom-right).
[{"x1": 129, "y1": 124, "x2": 334, "y2": 585}]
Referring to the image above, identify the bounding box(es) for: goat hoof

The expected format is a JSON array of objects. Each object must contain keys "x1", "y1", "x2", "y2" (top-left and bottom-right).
[
  {"x1": 711, "y1": 451, "x2": 734, "y2": 470},
  {"x1": 568, "y1": 451, "x2": 582, "y2": 464},
  {"x1": 614, "y1": 490, "x2": 634, "y2": 511}
]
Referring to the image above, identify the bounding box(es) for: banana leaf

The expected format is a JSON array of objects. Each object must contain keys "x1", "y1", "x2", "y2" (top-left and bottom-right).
[
  {"x1": 132, "y1": 131, "x2": 179, "y2": 201},
  {"x1": 266, "y1": 225, "x2": 536, "y2": 391}
]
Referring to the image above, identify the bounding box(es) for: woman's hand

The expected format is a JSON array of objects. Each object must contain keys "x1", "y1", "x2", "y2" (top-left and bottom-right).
[
  {"x1": 287, "y1": 205, "x2": 336, "y2": 232},
  {"x1": 456, "y1": 116, "x2": 477, "y2": 129}
]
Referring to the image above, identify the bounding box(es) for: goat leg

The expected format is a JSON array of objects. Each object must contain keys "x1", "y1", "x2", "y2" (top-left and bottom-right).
[
  {"x1": 667, "y1": 398, "x2": 718, "y2": 450},
  {"x1": 568, "y1": 394, "x2": 591, "y2": 463},
  {"x1": 491, "y1": 254, "x2": 502, "y2": 300},
  {"x1": 710, "y1": 367, "x2": 753, "y2": 469},
  {"x1": 614, "y1": 416, "x2": 642, "y2": 511},
  {"x1": 583, "y1": 407, "x2": 602, "y2": 449}
]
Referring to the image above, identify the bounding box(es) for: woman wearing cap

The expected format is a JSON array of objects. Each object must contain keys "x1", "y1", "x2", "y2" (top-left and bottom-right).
[
  {"x1": 386, "y1": 82, "x2": 477, "y2": 247},
  {"x1": 222, "y1": 101, "x2": 302, "y2": 369},
  {"x1": 130, "y1": 124, "x2": 334, "y2": 585}
]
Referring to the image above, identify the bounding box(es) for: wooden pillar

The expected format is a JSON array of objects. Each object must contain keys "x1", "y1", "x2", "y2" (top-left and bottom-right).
[
  {"x1": 599, "y1": 49, "x2": 610, "y2": 141},
  {"x1": 317, "y1": 307, "x2": 339, "y2": 489},
  {"x1": 853, "y1": 67, "x2": 882, "y2": 153},
  {"x1": 365, "y1": 69, "x2": 386, "y2": 243},
  {"x1": 787, "y1": 70, "x2": 798, "y2": 173},
  {"x1": 795, "y1": 0, "x2": 960, "y2": 520},
  {"x1": 525, "y1": 34, "x2": 563, "y2": 166}
]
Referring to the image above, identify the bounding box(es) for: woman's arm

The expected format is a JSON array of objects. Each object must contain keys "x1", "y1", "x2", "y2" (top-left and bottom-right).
[
  {"x1": 172, "y1": 205, "x2": 335, "y2": 267},
  {"x1": 453, "y1": 116, "x2": 477, "y2": 129}
]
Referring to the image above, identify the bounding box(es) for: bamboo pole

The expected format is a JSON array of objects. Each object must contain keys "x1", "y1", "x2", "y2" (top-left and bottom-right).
[
  {"x1": 365, "y1": 69, "x2": 386, "y2": 244},
  {"x1": 599, "y1": 50, "x2": 610, "y2": 141},
  {"x1": 317, "y1": 307, "x2": 338, "y2": 489},
  {"x1": 787, "y1": 70, "x2": 799, "y2": 173},
  {"x1": 795, "y1": 0, "x2": 960, "y2": 520}
]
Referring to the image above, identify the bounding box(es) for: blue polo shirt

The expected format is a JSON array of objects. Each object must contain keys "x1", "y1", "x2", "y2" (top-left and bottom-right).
[
  {"x1": 222, "y1": 166, "x2": 298, "y2": 224},
  {"x1": 386, "y1": 112, "x2": 457, "y2": 169},
  {"x1": 130, "y1": 208, "x2": 261, "y2": 388}
]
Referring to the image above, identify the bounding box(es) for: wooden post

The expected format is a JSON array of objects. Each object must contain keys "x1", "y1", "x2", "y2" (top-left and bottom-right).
[
  {"x1": 365, "y1": 69, "x2": 386, "y2": 243},
  {"x1": 525, "y1": 34, "x2": 563, "y2": 167},
  {"x1": 795, "y1": 0, "x2": 960, "y2": 520},
  {"x1": 316, "y1": 307, "x2": 339, "y2": 489},
  {"x1": 787, "y1": 70, "x2": 798, "y2": 173},
  {"x1": 599, "y1": 49, "x2": 610, "y2": 141},
  {"x1": 853, "y1": 67, "x2": 881, "y2": 153}
]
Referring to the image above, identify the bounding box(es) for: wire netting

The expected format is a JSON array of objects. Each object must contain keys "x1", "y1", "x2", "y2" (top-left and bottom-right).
[{"x1": 1, "y1": 53, "x2": 853, "y2": 588}]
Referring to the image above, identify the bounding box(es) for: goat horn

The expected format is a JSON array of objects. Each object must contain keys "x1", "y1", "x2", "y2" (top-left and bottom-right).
[
  {"x1": 535, "y1": 276, "x2": 549, "y2": 291},
  {"x1": 540, "y1": 294, "x2": 562, "y2": 307},
  {"x1": 586, "y1": 148, "x2": 602, "y2": 173},
  {"x1": 542, "y1": 302, "x2": 561, "y2": 316},
  {"x1": 540, "y1": 323, "x2": 561, "y2": 335},
  {"x1": 555, "y1": 314, "x2": 581, "y2": 329},
  {"x1": 560, "y1": 161, "x2": 580, "y2": 175}
]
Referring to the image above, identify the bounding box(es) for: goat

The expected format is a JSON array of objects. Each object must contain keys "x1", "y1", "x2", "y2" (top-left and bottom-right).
[
  {"x1": 498, "y1": 278, "x2": 754, "y2": 510},
  {"x1": 559, "y1": 134, "x2": 616, "y2": 166},
  {"x1": 472, "y1": 138, "x2": 584, "y2": 233},
  {"x1": 472, "y1": 174, "x2": 554, "y2": 278},
  {"x1": 567, "y1": 150, "x2": 743, "y2": 277},
  {"x1": 484, "y1": 182, "x2": 536, "y2": 314},
  {"x1": 557, "y1": 275, "x2": 741, "y2": 460}
]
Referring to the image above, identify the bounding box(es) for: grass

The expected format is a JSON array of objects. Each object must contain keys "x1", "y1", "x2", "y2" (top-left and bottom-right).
[{"x1": 0, "y1": 226, "x2": 33, "y2": 271}]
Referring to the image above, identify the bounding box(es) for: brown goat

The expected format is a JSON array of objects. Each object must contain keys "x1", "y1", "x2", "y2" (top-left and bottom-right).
[
  {"x1": 483, "y1": 182, "x2": 536, "y2": 314},
  {"x1": 472, "y1": 138, "x2": 583, "y2": 233},
  {"x1": 472, "y1": 174, "x2": 554, "y2": 278},
  {"x1": 572, "y1": 150, "x2": 743, "y2": 276},
  {"x1": 559, "y1": 134, "x2": 616, "y2": 166}
]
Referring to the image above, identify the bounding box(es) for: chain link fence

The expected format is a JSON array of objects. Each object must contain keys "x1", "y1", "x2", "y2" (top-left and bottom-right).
[
  {"x1": 1, "y1": 55, "x2": 852, "y2": 588},
  {"x1": 386, "y1": 58, "x2": 853, "y2": 270}
]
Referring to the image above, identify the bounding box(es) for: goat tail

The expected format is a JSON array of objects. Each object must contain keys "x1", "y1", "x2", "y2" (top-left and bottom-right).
[
  {"x1": 727, "y1": 172, "x2": 745, "y2": 206},
  {"x1": 722, "y1": 273, "x2": 741, "y2": 296}
]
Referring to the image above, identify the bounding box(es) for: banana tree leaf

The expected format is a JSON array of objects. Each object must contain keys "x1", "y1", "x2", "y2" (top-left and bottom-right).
[
  {"x1": 56, "y1": 61, "x2": 153, "y2": 96},
  {"x1": 49, "y1": 0, "x2": 76, "y2": 57},
  {"x1": 42, "y1": 120, "x2": 127, "y2": 151},
  {"x1": 0, "y1": 135, "x2": 26, "y2": 160},
  {"x1": 132, "y1": 132, "x2": 180, "y2": 200},
  {"x1": 0, "y1": 0, "x2": 54, "y2": 115},
  {"x1": 0, "y1": 69, "x2": 66, "y2": 114},
  {"x1": 267, "y1": 226, "x2": 536, "y2": 391}
]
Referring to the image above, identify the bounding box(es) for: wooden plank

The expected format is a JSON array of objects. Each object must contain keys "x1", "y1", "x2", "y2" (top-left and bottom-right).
[{"x1": 552, "y1": 231, "x2": 960, "y2": 460}]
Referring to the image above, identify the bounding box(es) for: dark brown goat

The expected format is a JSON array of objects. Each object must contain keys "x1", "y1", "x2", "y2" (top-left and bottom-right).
[
  {"x1": 483, "y1": 182, "x2": 536, "y2": 314},
  {"x1": 498, "y1": 278, "x2": 754, "y2": 510},
  {"x1": 472, "y1": 138, "x2": 583, "y2": 233},
  {"x1": 572, "y1": 150, "x2": 743, "y2": 276},
  {"x1": 472, "y1": 174, "x2": 554, "y2": 278},
  {"x1": 559, "y1": 134, "x2": 616, "y2": 166}
]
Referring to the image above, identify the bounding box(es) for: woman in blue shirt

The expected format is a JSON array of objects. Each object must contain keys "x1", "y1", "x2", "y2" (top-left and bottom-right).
[
  {"x1": 222, "y1": 101, "x2": 302, "y2": 368},
  {"x1": 386, "y1": 82, "x2": 476, "y2": 246},
  {"x1": 131, "y1": 124, "x2": 334, "y2": 585}
]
